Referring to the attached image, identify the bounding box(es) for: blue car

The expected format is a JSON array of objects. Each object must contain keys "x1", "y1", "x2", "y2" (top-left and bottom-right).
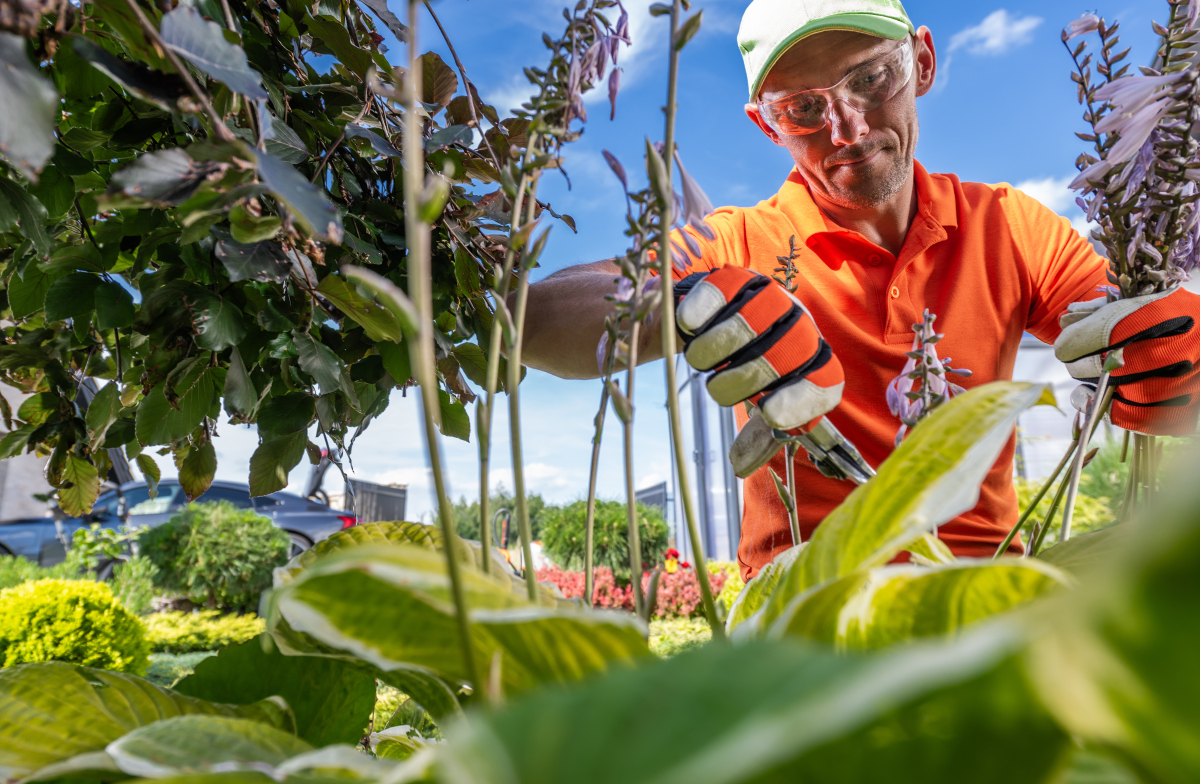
[{"x1": 0, "y1": 480, "x2": 356, "y2": 566}]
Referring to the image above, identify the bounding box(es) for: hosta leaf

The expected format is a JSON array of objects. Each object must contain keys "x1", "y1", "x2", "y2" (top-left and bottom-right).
[
  {"x1": 441, "y1": 629, "x2": 1068, "y2": 784},
  {"x1": 0, "y1": 32, "x2": 59, "y2": 179},
  {"x1": 725, "y1": 545, "x2": 803, "y2": 634},
  {"x1": 256, "y1": 392, "x2": 316, "y2": 437},
  {"x1": 160, "y1": 7, "x2": 268, "y2": 99},
  {"x1": 1036, "y1": 524, "x2": 1132, "y2": 577},
  {"x1": 770, "y1": 560, "x2": 1070, "y2": 649},
  {"x1": 107, "y1": 715, "x2": 309, "y2": 778},
  {"x1": 191, "y1": 294, "x2": 248, "y2": 351},
  {"x1": 249, "y1": 431, "x2": 307, "y2": 496},
  {"x1": 109, "y1": 149, "x2": 224, "y2": 206},
  {"x1": 214, "y1": 237, "x2": 290, "y2": 283},
  {"x1": 45, "y1": 272, "x2": 102, "y2": 322},
  {"x1": 58, "y1": 454, "x2": 101, "y2": 516},
  {"x1": 0, "y1": 662, "x2": 292, "y2": 779},
  {"x1": 0, "y1": 179, "x2": 52, "y2": 259},
  {"x1": 173, "y1": 639, "x2": 376, "y2": 748},
  {"x1": 134, "y1": 369, "x2": 219, "y2": 446},
  {"x1": 316, "y1": 274, "x2": 402, "y2": 342},
  {"x1": 356, "y1": 0, "x2": 409, "y2": 42},
  {"x1": 252, "y1": 150, "x2": 343, "y2": 243},
  {"x1": 94, "y1": 281, "x2": 136, "y2": 330},
  {"x1": 1026, "y1": 449, "x2": 1200, "y2": 782},
  {"x1": 177, "y1": 439, "x2": 216, "y2": 500},
  {"x1": 264, "y1": 542, "x2": 650, "y2": 698},
  {"x1": 750, "y1": 382, "x2": 1045, "y2": 635}
]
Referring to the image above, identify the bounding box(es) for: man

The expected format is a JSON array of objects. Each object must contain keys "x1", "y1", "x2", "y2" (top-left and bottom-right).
[{"x1": 519, "y1": 0, "x2": 1200, "y2": 579}]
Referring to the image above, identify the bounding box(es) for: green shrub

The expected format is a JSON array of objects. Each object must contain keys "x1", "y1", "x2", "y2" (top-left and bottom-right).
[
  {"x1": 0, "y1": 549, "x2": 88, "y2": 591},
  {"x1": 0, "y1": 578, "x2": 149, "y2": 673},
  {"x1": 109, "y1": 556, "x2": 159, "y2": 616},
  {"x1": 540, "y1": 499, "x2": 669, "y2": 582},
  {"x1": 1016, "y1": 479, "x2": 1114, "y2": 537},
  {"x1": 143, "y1": 610, "x2": 265, "y2": 654},
  {"x1": 452, "y1": 487, "x2": 547, "y2": 546},
  {"x1": 139, "y1": 501, "x2": 290, "y2": 610},
  {"x1": 648, "y1": 617, "x2": 712, "y2": 658}
]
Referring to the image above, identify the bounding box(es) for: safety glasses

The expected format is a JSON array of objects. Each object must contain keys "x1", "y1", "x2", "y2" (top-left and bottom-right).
[{"x1": 754, "y1": 39, "x2": 914, "y2": 136}]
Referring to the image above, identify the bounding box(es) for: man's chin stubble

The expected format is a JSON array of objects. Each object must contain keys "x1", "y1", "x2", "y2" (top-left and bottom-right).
[{"x1": 823, "y1": 152, "x2": 912, "y2": 209}]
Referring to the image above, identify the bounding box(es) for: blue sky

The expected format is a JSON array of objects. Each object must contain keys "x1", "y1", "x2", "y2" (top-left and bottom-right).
[{"x1": 189, "y1": 0, "x2": 1161, "y2": 520}]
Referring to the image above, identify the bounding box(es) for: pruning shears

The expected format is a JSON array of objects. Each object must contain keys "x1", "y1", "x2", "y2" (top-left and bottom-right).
[{"x1": 771, "y1": 417, "x2": 876, "y2": 486}]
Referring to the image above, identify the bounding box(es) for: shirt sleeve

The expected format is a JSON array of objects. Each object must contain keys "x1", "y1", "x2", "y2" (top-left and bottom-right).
[
  {"x1": 664, "y1": 206, "x2": 750, "y2": 280},
  {"x1": 1006, "y1": 187, "x2": 1109, "y2": 343}
]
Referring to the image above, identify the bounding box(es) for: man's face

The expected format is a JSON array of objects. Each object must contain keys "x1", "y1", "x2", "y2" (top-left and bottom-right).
[{"x1": 746, "y1": 27, "x2": 937, "y2": 210}]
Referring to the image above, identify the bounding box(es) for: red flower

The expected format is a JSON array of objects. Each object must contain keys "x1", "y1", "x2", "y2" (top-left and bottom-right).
[
  {"x1": 680, "y1": 561, "x2": 691, "y2": 569},
  {"x1": 665, "y1": 548, "x2": 680, "y2": 559}
]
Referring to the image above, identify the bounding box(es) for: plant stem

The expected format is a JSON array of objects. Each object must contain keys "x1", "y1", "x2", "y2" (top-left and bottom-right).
[
  {"x1": 1059, "y1": 380, "x2": 1114, "y2": 543},
  {"x1": 311, "y1": 96, "x2": 373, "y2": 183},
  {"x1": 584, "y1": 330, "x2": 618, "y2": 606},
  {"x1": 994, "y1": 439, "x2": 1077, "y2": 558},
  {"x1": 657, "y1": 0, "x2": 721, "y2": 639},
  {"x1": 784, "y1": 443, "x2": 802, "y2": 546},
  {"x1": 1029, "y1": 469, "x2": 1071, "y2": 557},
  {"x1": 623, "y1": 309, "x2": 645, "y2": 616},
  {"x1": 121, "y1": 0, "x2": 236, "y2": 143},
  {"x1": 401, "y1": 0, "x2": 479, "y2": 693}
]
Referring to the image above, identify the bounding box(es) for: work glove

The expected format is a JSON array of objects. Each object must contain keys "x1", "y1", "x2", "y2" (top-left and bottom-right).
[
  {"x1": 1054, "y1": 286, "x2": 1200, "y2": 435},
  {"x1": 675, "y1": 266, "x2": 844, "y2": 475}
]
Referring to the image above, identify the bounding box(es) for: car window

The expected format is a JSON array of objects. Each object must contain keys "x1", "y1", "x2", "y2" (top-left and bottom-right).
[
  {"x1": 126, "y1": 485, "x2": 180, "y2": 516},
  {"x1": 90, "y1": 491, "x2": 118, "y2": 518},
  {"x1": 252, "y1": 496, "x2": 281, "y2": 508},
  {"x1": 191, "y1": 486, "x2": 253, "y2": 508}
]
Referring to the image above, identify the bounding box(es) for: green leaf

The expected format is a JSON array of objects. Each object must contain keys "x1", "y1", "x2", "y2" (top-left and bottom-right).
[
  {"x1": 293, "y1": 331, "x2": 355, "y2": 401},
  {"x1": 0, "y1": 424, "x2": 37, "y2": 459},
  {"x1": 357, "y1": 0, "x2": 409, "y2": 43},
  {"x1": 160, "y1": 7, "x2": 268, "y2": 99},
  {"x1": 7, "y1": 265, "x2": 62, "y2": 319},
  {"x1": 674, "y1": 9, "x2": 703, "y2": 50},
  {"x1": 173, "y1": 639, "x2": 376, "y2": 747},
  {"x1": 177, "y1": 439, "x2": 216, "y2": 500},
  {"x1": 771, "y1": 560, "x2": 1070, "y2": 648},
  {"x1": 257, "y1": 393, "x2": 316, "y2": 436},
  {"x1": 377, "y1": 340, "x2": 412, "y2": 386},
  {"x1": 0, "y1": 179, "x2": 52, "y2": 258},
  {"x1": 135, "y1": 370, "x2": 219, "y2": 446},
  {"x1": 45, "y1": 272, "x2": 103, "y2": 322},
  {"x1": 264, "y1": 117, "x2": 310, "y2": 163},
  {"x1": 725, "y1": 544, "x2": 803, "y2": 633},
  {"x1": 316, "y1": 275, "x2": 402, "y2": 343},
  {"x1": 107, "y1": 715, "x2": 309, "y2": 778},
  {"x1": 344, "y1": 124, "x2": 401, "y2": 158},
  {"x1": 1036, "y1": 524, "x2": 1132, "y2": 577},
  {"x1": 136, "y1": 453, "x2": 161, "y2": 497},
  {"x1": 94, "y1": 281, "x2": 136, "y2": 330},
  {"x1": 224, "y1": 346, "x2": 259, "y2": 418},
  {"x1": 18, "y1": 392, "x2": 62, "y2": 426},
  {"x1": 251, "y1": 150, "x2": 342, "y2": 243},
  {"x1": 214, "y1": 237, "x2": 290, "y2": 283},
  {"x1": 60, "y1": 126, "x2": 110, "y2": 152},
  {"x1": 443, "y1": 633, "x2": 1068, "y2": 784},
  {"x1": 747, "y1": 382, "x2": 1046, "y2": 636},
  {"x1": 0, "y1": 661, "x2": 293, "y2": 780},
  {"x1": 0, "y1": 33, "x2": 59, "y2": 179},
  {"x1": 192, "y1": 294, "x2": 248, "y2": 351},
  {"x1": 438, "y1": 388, "x2": 470, "y2": 441},
  {"x1": 68, "y1": 38, "x2": 185, "y2": 110},
  {"x1": 451, "y1": 343, "x2": 488, "y2": 388},
  {"x1": 303, "y1": 16, "x2": 372, "y2": 77},
  {"x1": 264, "y1": 542, "x2": 651, "y2": 697},
  {"x1": 57, "y1": 454, "x2": 101, "y2": 516},
  {"x1": 109, "y1": 149, "x2": 223, "y2": 206},
  {"x1": 43, "y1": 241, "x2": 104, "y2": 273},
  {"x1": 229, "y1": 203, "x2": 283, "y2": 243},
  {"x1": 27, "y1": 167, "x2": 77, "y2": 220},
  {"x1": 85, "y1": 381, "x2": 123, "y2": 447},
  {"x1": 249, "y1": 431, "x2": 307, "y2": 496}
]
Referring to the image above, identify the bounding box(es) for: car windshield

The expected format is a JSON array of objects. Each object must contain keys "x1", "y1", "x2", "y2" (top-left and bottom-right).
[
  {"x1": 192, "y1": 486, "x2": 253, "y2": 508},
  {"x1": 125, "y1": 485, "x2": 180, "y2": 516}
]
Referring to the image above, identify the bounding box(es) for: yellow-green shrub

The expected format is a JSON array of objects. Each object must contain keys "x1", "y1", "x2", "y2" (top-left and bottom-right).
[
  {"x1": 1015, "y1": 479, "x2": 1114, "y2": 536},
  {"x1": 143, "y1": 610, "x2": 265, "y2": 653},
  {"x1": 0, "y1": 579, "x2": 149, "y2": 673},
  {"x1": 708, "y1": 561, "x2": 744, "y2": 612}
]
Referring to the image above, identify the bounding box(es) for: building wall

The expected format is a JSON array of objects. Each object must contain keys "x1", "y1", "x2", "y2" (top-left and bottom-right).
[{"x1": 0, "y1": 385, "x2": 53, "y2": 520}]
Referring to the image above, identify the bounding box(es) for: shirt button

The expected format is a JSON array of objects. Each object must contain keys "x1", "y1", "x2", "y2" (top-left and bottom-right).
[
  {"x1": 868, "y1": 254, "x2": 882, "y2": 266},
  {"x1": 890, "y1": 286, "x2": 900, "y2": 299}
]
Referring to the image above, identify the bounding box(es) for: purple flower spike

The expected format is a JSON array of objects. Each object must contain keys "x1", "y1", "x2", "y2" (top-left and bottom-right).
[
  {"x1": 615, "y1": 276, "x2": 634, "y2": 302},
  {"x1": 596, "y1": 332, "x2": 610, "y2": 375},
  {"x1": 1062, "y1": 13, "x2": 1099, "y2": 41},
  {"x1": 608, "y1": 67, "x2": 622, "y2": 121},
  {"x1": 602, "y1": 149, "x2": 627, "y2": 190}
]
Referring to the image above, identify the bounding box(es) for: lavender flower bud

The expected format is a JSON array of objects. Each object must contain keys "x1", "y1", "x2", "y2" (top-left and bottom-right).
[{"x1": 1062, "y1": 13, "x2": 1099, "y2": 41}]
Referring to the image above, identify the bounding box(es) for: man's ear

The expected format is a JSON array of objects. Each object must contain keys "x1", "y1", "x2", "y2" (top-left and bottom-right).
[
  {"x1": 913, "y1": 26, "x2": 937, "y2": 97},
  {"x1": 745, "y1": 104, "x2": 787, "y2": 147}
]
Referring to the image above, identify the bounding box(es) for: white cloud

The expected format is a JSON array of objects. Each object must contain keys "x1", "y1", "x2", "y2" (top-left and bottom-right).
[
  {"x1": 1014, "y1": 175, "x2": 1076, "y2": 214},
  {"x1": 948, "y1": 10, "x2": 1043, "y2": 56}
]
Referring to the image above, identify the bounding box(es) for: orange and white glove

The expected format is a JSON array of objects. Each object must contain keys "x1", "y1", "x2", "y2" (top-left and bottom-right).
[
  {"x1": 675, "y1": 266, "x2": 844, "y2": 434},
  {"x1": 1054, "y1": 287, "x2": 1200, "y2": 435}
]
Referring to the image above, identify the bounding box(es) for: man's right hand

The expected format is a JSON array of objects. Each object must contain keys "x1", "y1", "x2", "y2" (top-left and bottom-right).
[{"x1": 675, "y1": 266, "x2": 844, "y2": 432}]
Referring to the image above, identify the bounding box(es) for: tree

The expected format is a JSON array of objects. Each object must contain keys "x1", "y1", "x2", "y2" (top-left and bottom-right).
[{"x1": 540, "y1": 499, "x2": 668, "y2": 582}]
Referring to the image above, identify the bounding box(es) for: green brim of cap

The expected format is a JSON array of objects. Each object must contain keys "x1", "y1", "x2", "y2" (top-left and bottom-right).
[{"x1": 748, "y1": 13, "x2": 912, "y2": 100}]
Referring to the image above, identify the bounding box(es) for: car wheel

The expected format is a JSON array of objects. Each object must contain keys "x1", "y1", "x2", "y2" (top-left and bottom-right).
[{"x1": 287, "y1": 532, "x2": 312, "y2": 559}]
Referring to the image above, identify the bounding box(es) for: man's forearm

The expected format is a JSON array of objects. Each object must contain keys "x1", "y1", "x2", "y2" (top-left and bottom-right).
[{"x1": 516, "y1": 261, "x2": 669, "y2": 380}]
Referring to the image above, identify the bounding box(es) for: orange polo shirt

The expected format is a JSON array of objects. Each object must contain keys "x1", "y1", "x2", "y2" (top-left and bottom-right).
[{"x1": 671, "y1": 161, "x2": 1108, "y2": 580}]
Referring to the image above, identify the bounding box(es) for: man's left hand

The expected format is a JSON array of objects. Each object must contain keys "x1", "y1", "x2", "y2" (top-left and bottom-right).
[{"x1": 1055, "y1": 287, "x2": 1200, "y2": 435}]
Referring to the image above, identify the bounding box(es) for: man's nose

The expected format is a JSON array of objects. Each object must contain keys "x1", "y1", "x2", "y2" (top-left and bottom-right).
[{"x1": 827, "y1": 100, "x2": 869, "y2": 146}]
